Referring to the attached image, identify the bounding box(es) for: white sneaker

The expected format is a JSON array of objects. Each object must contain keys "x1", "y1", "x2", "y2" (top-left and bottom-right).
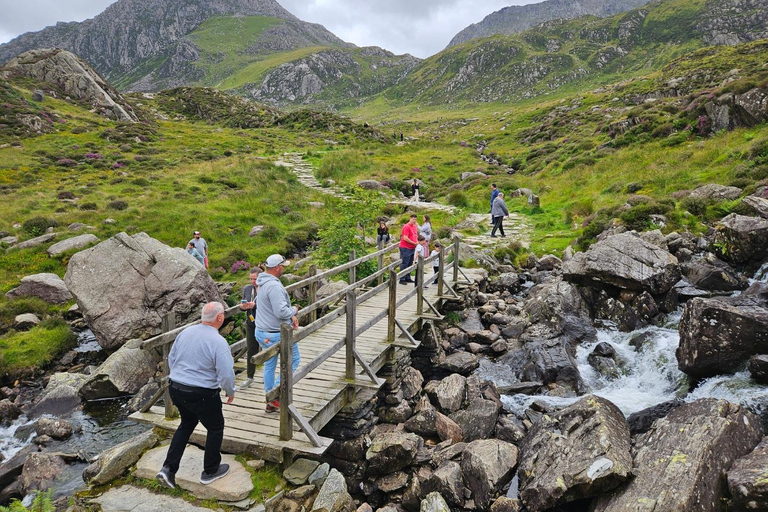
[{"x1": 240, "y1": 378, "x2": 253, "y2": 389}]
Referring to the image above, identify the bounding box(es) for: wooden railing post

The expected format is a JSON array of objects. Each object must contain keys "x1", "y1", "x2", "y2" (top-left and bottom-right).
[
  {"x1": 345, "y1": 290, "x2": 356, "y2": 381},
  {"x1": 349, "y1": 250, "x2": 356, "y2": 285},
  {"x1": 162, "y1": 312, "x2": 178, "y2": 419},
  {"x1": 388, "y1": 269, "x2": 397, "y2": 342},
  {"x1": 417, "y1": 256, "x2": 424, "y2": 316},
  {"x1": 279, "y1": 323, "x2": 294, "y2": 441},
  {"x1": 438, "y1": 246, "x2": 445, "y2": 297},
  {"x1": 453, "y1": 236, "x2": 461, "y2": 284},
  {"x1": 377, "y1": 241, "x2": 384, "y2": 286},
  {"x1": 308, "y1": 264, "x2": 318, "y2": 323}
]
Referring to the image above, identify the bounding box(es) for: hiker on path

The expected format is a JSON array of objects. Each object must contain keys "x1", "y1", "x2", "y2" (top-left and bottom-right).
[
  {"x1": 254, "y1": 254, "x2": 300, "y2": 413},
  {"x1": 411, "y1": 179, "x2": 420, "y2": 202},
  {"x1": 187, "y1": 242, "x2": 205, "y2": 267},
  {"x1": 238, "y1": 266, "x2": 262, "y2": 389},
  {"x1": 399, "y1": 214, "x2": 419, "y2": 285},
  {"x1": 490, "y1": 183, "x2": 499, "y2": 225},
  {"x1": 414, "y1": 234, "x2": 428, "y2": 289},
  {"x1": 376, "y1": 221, "x2": 391, "y2": 246},
  {"x1": 188, "y1": 231, "x2": 209, "y2": 269},
  {"x1": 419, "y1": 214, "x2": 432, "y2": 242},
  {"x1": 491, "y1": 192, "x2": 510, "y2": 238},
  {"x1": 156, "y1": 302, "x2": 234, "y2": 489}
]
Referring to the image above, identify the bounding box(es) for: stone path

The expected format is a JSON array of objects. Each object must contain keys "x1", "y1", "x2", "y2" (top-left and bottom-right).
[
  {"x1": 91, "y1": 486, "x2": 212, "y2": 512},
  {"x1": 278, "y1": 153, "x2": 531, "y2": 249}
]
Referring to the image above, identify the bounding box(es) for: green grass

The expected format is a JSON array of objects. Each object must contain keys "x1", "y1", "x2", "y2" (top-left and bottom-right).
[
  {"x1": 0, "y1": 319, "x2": 76, "y2": 376},
  {"x1": 218, "y1": 46, "x2": 331, "y2": 90}
]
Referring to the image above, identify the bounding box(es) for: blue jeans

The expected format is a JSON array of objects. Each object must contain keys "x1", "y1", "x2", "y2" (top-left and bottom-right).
[
  {"x1": 255, "y1": 329, "x2": 301, "y2": 394},
  {"x1": 399, "y1": 247, "x2": 415, "y2": 282}
]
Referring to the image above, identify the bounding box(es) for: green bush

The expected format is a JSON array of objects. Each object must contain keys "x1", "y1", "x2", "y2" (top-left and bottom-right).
[
  {"x1": 79, "y1": 202, "x2": 98, "y2": 211},
  {"x1": 681, "y1": 196, "x2": 709, "y2": 217},
  {"x1": 619, "y1": 202, "x2": 672, "y2": 231},
  {"x1": 447, "y1": 191, "x2": 469, "y2": 208},
  {"x1": 494, "y1": 240, "x2": 525, "y2": 263},
  {"x1": 107, "y1": 200, "x2": 129, "y2": 210},
  {"x1": 22, "y1": 217, "x2": 57, "y2": 237},
  {"x1": 221, "y1": 249, "x2": 250, "y2": 270}
]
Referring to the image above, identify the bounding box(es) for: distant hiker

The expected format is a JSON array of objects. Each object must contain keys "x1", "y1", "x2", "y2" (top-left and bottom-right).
[
  {"x1": 239, "y1": 266, "x2": 262, "y2": 389},
  {"x1": 188, "y1": 231, "x2": 209, "y2": 269},
  {"x1": 393, "y1": 132, "x2": 397, "y2": 141},
  {"x1": 412, "y1": 179, "x2": 420, "y2": 202},
  {"x1": 414, "y1": 234, "x2": 428, "y2": 288},
  {"x1": 254, "y1": 254, "x2": 300, "y2": 413},
  {"x1": 399, "y1": 214, "x2": 419, "y2": 285},
  {"x1": 430, "y1": 242, "x2": 441, "y2": 274},
  {"x1": 156, "y1": 302, "x2": 234, "y2": 489},
  {"x1": 187, "y1": 242, "x2": 204, "y2": 267},
  {"x1": 376, "y1": 221, "x2": 391, "y2": 246},
  {"x1": 491, "y1": 192, "x2": 510, "y2": 238},
  {"x1": 400, "y1": 133, "x2": 404, "y2": 141},
  {"x1": 419, "y1": 214, "x2": 432, "y2": 242}
]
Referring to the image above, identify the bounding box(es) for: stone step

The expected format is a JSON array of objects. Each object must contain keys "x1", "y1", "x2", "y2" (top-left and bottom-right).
[{"x1": 92, "y1": 485, "x2": 214, "y2": 512}]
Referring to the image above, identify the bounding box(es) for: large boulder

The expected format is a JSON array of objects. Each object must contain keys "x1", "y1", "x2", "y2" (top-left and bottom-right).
[
  {"x1": 422, "y1": 461, "x2": 465, "y2": 508},
  {"x1": 518, "y1": 395, "x2": 631, "y2": 512},
  {"x1": 450, "y1": 398, "x2": 499, "y2": 442},
  {"x1": 35, "y1": 417, "x2": 74, "y2": 440},
  {"x1": 592, "y1": 399, "x2": 763, "y2": 512},
  {"x1": 366, "y1": 432, "x2": 421, "y2": 476},
  {"x1": 677, "y1": 283, "x2": 768, "y2": 378},
  {"x1": 681, "y1": 255, "x2": 748, "y2": 292},
  {"x1": 741, "y1": 196, "x2": 768, "y2": 219},
  {"x1": 83, "y1": 430, "x2": 159, "y2": 485},
  {"x1": 47, "y1": 234, "x2": 100, "y2": 257},
  {"x1": 749, "y1": 355, "x2": 768, "y2": 384},
  {"x1": 31, "y1": 372, "x2": 88, "y2": 416},
  {"x1": 21, "y1": 453, "x2": 66, "y2": 493},
  {"x1": 689, "y1": 184, "x2": 743, "y2": 201},
  {"x1": 65, "y1": 232, "x2": 222, "y2": 350},
  {"x1": 461, "y1": 439, "x2": 519, "y2": 509},
  {"x1": 5, "y1": 273, "x2": 72, "y2": 303},
  {"x1": 521, "y1": 278, "x2": 596, "y2": 345},
  {"x1": 711, "y1": 214, "x2": 768, "y2": 265},
  {"x1": 563, "y1": 232, "x2": 680, "y2": 295},
  {"x1": 727, "y1": 436, "x2": 768, "y2": 511},
  {"x1": 312, "y1": 468, "x2": 352, "y2": 512},
  {"x1": 79, "y1": 339, "x2": 158, "y2": 400},
  {"x1": 433, "y1": 374, "x2": 466, "y2": 414}
]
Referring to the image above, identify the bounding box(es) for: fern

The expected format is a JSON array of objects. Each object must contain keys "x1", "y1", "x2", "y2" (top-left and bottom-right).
[{"x1": 0, "y1": 490, "x2": 54, "y2": 512}]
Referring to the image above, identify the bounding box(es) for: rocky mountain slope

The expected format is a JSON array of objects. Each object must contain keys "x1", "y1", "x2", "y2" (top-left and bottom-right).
[
  {"x1": 0, "y1": 0, "x2": 348, "y2": 92},
  {"x1": 448, "y1": 0, "x2": 652, "y2": 48}
]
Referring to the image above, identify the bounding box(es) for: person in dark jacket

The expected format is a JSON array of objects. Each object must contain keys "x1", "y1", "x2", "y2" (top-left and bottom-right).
[
  {"x1": 238, "y1": 266, "x2": 261, "y2": 389},
  {"x1": 491, "y1": 192, "x2": 510, "y2": 238},
  {"x1": 376, "y1": 221, "x2": 390, "y2": 246}
]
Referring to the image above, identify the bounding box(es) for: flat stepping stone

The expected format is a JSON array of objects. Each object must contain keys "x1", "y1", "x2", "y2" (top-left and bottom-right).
[
  {"x1": 92, "y1": 485, "x2": 211, "y2": 512},
  {"x1": 135, "y1": 445, "x2": 253, "y2": 502}
]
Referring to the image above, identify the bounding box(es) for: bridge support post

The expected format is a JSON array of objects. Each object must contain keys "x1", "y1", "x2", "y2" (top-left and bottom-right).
[
  {"x1": 279, "y1": 323, "x2": 294, "y2": 441},
  {"x1": 453, "y1": 236, "x2": 461, "y2": 284},
  {"x1": 438, "y1": 246, "x2": 445, "y2": 297},
  {"x1": 349, "y1": 250, "x2": 356, "y2": 285},
  {"x1": 308, "y1": 265, "x2": 317, "y2": 324},
  {"x1": 387, "y1": 269, "x2": 397, "y2": 342},
  {"x1": 161, "y1": 312, "x2": 178, "y2": 420},
  {"x1": 416, "y1": 257, "x2": 424, "y2": 316},
  {"x1": 345, "y1": 290, "x2": 357, "y2": 403}
]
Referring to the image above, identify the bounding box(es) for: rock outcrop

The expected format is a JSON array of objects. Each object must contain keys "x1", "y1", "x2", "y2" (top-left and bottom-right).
[
  {"x1": 64, "y1": 232, "x2": 222, "y2": 350},
  {"x1": 711, "y1": 214, "x2": 768, "y2": 266},
  {"x1": 5, "y1": 273, "x2": 72, "y2": 304},
  {"x1": 727, "y1": 436, "x2": 768, "y2": 511}
]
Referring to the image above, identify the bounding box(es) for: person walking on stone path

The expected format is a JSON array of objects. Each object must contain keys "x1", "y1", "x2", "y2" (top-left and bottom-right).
[
  {"x1": 411, "y1": 179, "x2": 420, "y2": 202},
  {"x1": 187, "y1": 242, "x2": 204, "y2": 267},
  {"x1": 156, "y1": 301, "x2": 235, "y2": 489},
  {"x1": 188, "y1": 230, "x2": 209, "y2": 269},
  {"x1": 239, "y1": 266, "x2": 262, "y2": 389},
  {"x1": 376, "y1": 221, "x2": 391, "y2": 246},
  {"x1": 491, "y1": 192, "x2": 510, "y2": 238},
  {"x1": 419, "y1": 214, "x2": 432, "y2": 242},
  {"x1": 254, "y1": 254, "x2": 300, "y2": 413},
  {"x1": 399, "y1": 214, "x2": 419, "y2": 285}
]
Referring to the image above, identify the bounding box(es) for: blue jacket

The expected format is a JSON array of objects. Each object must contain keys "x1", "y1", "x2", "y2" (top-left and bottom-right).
[{"x1": 490, "y1": 188, "x2": 499, "y2": 209}]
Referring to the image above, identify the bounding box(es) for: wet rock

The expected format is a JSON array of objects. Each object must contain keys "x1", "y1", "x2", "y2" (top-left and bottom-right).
[
  {"x1": 712, "y1": 214, "x2": 768, "y2": 266},
  {"x1": 21, "y1": 452, "x2": 66, "y2": 492},
  {"x1": 518, "y1": 395, "x2": 632, "y2": 512},
  {"x1": 450, "y1": 398, "x2": 499, "y2": 442},
  {"x1": 439, "y1": 352, "x2": 480, "y2": 375},
  {"x1": 461, "y1": 439, "x2": 519, "y2": 509},
  {"x1": 677, "y1": 283, "x2": 768, "y2": 378},
  {"x1": 65, "y1": 232, "x2": 222, "y2": 350},
  {"x1": 35, "y1": 417, "x2": 74, "y2": 440},
  {"x1": 563, "y1": 232, "x2": 681, "y2": 295},
  {"x1": 435, "y1": 412, "x2": 463, "y2": 444},
  {"x1": 748, "y1": 355, "x2": 768, "y2": 384},
  {"x1": 422, "y1": 461, "x2": 464, "y2": 508},
  {"x1": 79, "y1": 338, "x2": 158, "y2": 400},
  {"x1": 83, "y1": 430, "x2": 158, "y2": 485},
  {"x1": 31, "y1": 372, "x2": 88, "y2": 416},
  {"x1": 626, "y1": 399, "x2": 684, "y2": 435},
  {"x1": 592, "y1": 399, "x2": 763, "y2": 512},
  {"x1": 0, "y1": 399, "x2": 22, "y2": 423},
  {"x1": 488, "y1": 273, "x2": 521, "y2": 294},
  {"x1": 682, "y1": 255, "x2": 748, "y2": 292},
  {"x1": 312, "y1": 468, "x2": 352, "y2": 512},
  {"x1": 459, "y1": 309, "x2": 484, "y2": 335},
  {"x1": 727, "y1": 436, "x2": 768, "y2": 511},
  {"x1": 515, "y1": 339, "x2": 583, "y2": 393},
  {"x1": 126, "y1": 380, "x2": 160, "y2": 413},
  {"x1": 521, "y1": 278, "x2": 596, "y2": 345},
  {"x1": 366, "y1": 432, "x2": 421, "y2": 476},
  {"x1": 420, "y1": 492, "x2": 451, "y2": 512},
  {"x1": 5, "y1": 272, "x2": 72, "y2": 304},
  {"x1": 47, "y1": 234, "x2": 100, "y2": 257},
  {"x1": 13, "y1": 313, "x2": 40, "y2": 330},
  {"x1": 404, "y1": 396, "x2": 438, "y2": 436},
  {"x1": 433, "y1": 374, "x2": 466, "y2": 414},
  {"x1": 588, "y1": 343, "x2": 623, "y2": 380}
]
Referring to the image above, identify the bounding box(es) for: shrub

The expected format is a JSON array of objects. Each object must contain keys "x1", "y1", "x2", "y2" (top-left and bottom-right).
[
  {"x1": 222, "y1": 249, "x2": 250, "y2": 270},
  {"x1": 57, "y1": 191, "x2": 75, "y2": 200},
  {"x1": 22, "y1": 217, "x2": 57, "y2": 237},
  {"x1": 198, "y1": 175, "x2": 215, "y2": 184},
  {"x1": 285, "y1": 225, "x2": 319, "y2": 254},
  {"x1": 447, "y1": 191, "x2": 469, "y2": 208},
  {"x1": 261, "y1": 226, "x2": 280, "y2": 239},
  {"x1": 79, "y1": 202, "x2": 98, "y2": 211},
  {"x1": 494, "y1": 240, "x2": 525, "y2": 263},
  {"x1": 436, "y1": 226, "x2": 453, "y2": 239},
  {"x1": 107, "y1": 200, "x2": 128, "y2": 211},
  {"x1": 681, "y1": 196, "x2": 709, "y2": 217},
  {"x1": 620, "y1": 202, "x2": 672, "y2": 231},
  {"x1": 230, "y1": 260, "x2": 251, "y2": 273},
  {"x1": 748, "y1": 138, "x2": 768, "y2": 162},
  {"x1": 56, "y1": 158, "x2": 77, "y2": 167},
  {"x1": 132, "y1": 177, "x2": 150, "y2": 187},
  {"x1": 625, "y1": 182, "x2": 643, "y2": 194},
  {"x1": 729, "y1": 177, "x2": 753, "y2": 189},
  {"x1": 209, "y1": 267, "x2": 226, "y2": 279}
]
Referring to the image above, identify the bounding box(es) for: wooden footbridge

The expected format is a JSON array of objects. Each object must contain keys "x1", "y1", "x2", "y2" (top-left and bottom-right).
[{"x1": 130, "y1": 239, "x2": 476, "y2": 463}]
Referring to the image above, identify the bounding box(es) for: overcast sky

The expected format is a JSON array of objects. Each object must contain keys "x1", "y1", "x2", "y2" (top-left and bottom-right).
[{"x1": 0, "y1": 0, "x2": 536, "y2": 58}]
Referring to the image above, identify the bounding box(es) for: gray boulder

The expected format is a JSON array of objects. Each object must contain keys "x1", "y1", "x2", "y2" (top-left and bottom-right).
[
  {"x1": 536, "y1": 254, "x2": 562, "y2": 271},
  {"x1": 440, "y1": 352, "x2": 480, "y2": 375},
  {"x1": 401, "y1": 367, "x2": 423, "y2": 400},
  {"x1": 450, "y1": 398, "x2": 499, "y2": 442},
  {"x1": 312, "y1": 468, "x2": 352, "y2": 512},
  {"x1": 31, "y1": 372, "x2": 88, "y2": 416},
  {"x1": 12, "y1": 233, "x2": 57, "y2": 250},
  {"x1": 563, "y1": 232, "x2": 681, "y2": 295},
  {"x1": 742, "y1": 196, "x2": 768, "y2": 219},
  {"x1": 593, "y1": 399, "x2": 763, "y2": 512},
  {"x1": 79, "y1": 339, "x2": 158, "y2": 400},
  {"x1": 487, "y1": 272, "x2": 521, "y2": 294},
  {"x1": 712, "y1": 214, "x2": 768, "y2": 265},
  {"x1": 689, "y1": 184, "x2": 742, "y2": 201},
  {"x1": 5, "y1": 273, "x2": 72, "y2": 304},
  {"x1": 521, "y1": 278, "x2": 596, "y2": 345},
  {"x1": 83, "y1": 430, "x2": 158, "y2": 485},
  {"x1": 357, "y1": 180, "x2": 384, "y2": 190},
  {"x1": 65, "y1": 232, "x2": 222, "y2": 350},
  {"x1": 682, "y1": 255, "x2": 747, "y2": 292},
  {"x1": 677, "y1": 283, "x2": 768, "y2": 378},
  {"x1": 13, "y1": 313, "x2": 40, "y2": 330},
  {"x1": 0, "y1": 399, "x2": 22, "y2": 423},
  {"x1": 518, "y1": 395, "x2": 631, "y2": 512},
  {"x1": 283, "y1": 458, "x2": 320, "y2": 486},
  {"x1": 461, "y1": 439, "x2": 519, "y2": 509},
  {"x1": 727, "y1": 436, "x2": 768, "y2": 511},
  {"x1": 35, "y1": 417, "x2": 74, "y2": 440},
  {"x1": 21, "y1": 453, "x2": 65, "y2": 493},
  {"x1": 47, "y1": 234, "x2": 100, "y2": 257},
  {"x1": 422, "y1": 461, "x2": 464, "y2": 508},
  {"x1": 404, "y1": 396, "x2": 438, "y2": 436},
  {"x1": 366, "y1": 432, "x2": 421, "y2": 476},
  {"x1": 459, "y1": 309, "x2": 484, "y2": 335},
  {"x1": 433, "y1": 374, "x2": 466, "y2": 414}
]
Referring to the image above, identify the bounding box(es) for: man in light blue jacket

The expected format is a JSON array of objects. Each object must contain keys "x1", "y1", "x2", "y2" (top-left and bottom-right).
[{"x1": 254, "y1": 254, "x2": 300, "y2": 412}]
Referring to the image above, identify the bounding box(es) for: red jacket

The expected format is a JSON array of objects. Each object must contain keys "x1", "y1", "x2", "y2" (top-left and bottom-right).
[{"x1": 400, "y1": 223, "x2": 417, "y2": 249}]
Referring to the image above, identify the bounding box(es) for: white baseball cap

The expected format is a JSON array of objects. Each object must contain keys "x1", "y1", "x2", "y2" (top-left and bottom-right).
[{"x1": 265, "y1": 254, "x2": 290, "y2": 268}]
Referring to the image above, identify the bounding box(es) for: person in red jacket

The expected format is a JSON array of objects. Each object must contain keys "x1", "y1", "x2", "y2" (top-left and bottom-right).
[{"x1": 399, "y1": 214, "x2": 418, "y2": 284}]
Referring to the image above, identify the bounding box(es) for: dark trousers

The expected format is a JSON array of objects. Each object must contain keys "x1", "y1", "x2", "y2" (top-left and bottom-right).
[
  {"x1": 491, "y1": 216, "x2": 505, "y2": 237},
  {"x1": 163, "y1": 384, "x2": 224, "y2": 475},
  {"x1": 245, "y1": 322, "x2": 259, "y2": 379},
  {"x1": 399, "y1": 247, "x2": 415, "y2": 282}
]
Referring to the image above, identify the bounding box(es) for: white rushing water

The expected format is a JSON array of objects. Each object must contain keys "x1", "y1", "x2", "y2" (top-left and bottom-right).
[{"x1": 0, "y1": 415, "x2": 36, "y2": 461}]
